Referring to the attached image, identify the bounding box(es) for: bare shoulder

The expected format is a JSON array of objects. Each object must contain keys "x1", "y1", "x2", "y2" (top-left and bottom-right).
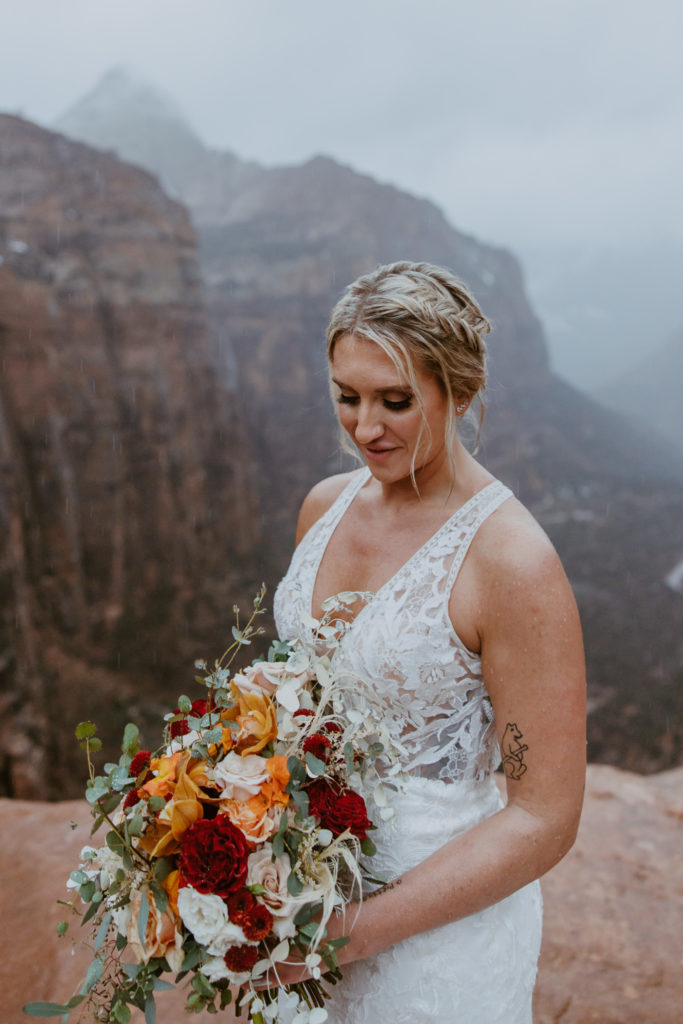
[
  {"x1": 467, "y1": 494, "x2": 580, "y2": 631},
  {"x1": 295, "y1": 470, "x2": 359, "y2": 545}
]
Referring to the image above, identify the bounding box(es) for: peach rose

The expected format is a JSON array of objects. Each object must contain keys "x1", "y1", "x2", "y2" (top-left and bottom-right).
[
  {"x1": 126, "y1": 888, "x2": 184, "y2": 973},
  {"x1": 221, "y1": 797, "x2": 279, "y2": 845}
]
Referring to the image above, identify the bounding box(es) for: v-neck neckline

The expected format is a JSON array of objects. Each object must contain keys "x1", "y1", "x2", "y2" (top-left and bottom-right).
[{"x1": 309, "y1": 468, "x2": 500, "y2": 624}]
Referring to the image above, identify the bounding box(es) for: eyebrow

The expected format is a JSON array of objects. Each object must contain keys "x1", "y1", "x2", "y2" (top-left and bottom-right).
[{"x1": 331, "y1": 377, "x2": 412, "y2": 394}]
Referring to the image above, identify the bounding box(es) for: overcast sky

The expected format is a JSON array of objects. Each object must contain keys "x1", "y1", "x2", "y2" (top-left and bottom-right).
[{"x1": 3, "y1": 0, "x2": 682, "y2": 257}]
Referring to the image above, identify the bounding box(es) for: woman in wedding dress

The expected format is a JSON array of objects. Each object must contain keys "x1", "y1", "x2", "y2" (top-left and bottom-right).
[{"x1": 272, "y1": 261, "x2": 586, "y2": 1023}]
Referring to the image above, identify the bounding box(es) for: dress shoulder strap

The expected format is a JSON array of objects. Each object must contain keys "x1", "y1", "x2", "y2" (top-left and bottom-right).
[
  {"x1": 302, "y1": 467, "x2": 370, "y2": 555},
  {"x1": 445, "y1": 480, "x2": 513, "y2": 592}
]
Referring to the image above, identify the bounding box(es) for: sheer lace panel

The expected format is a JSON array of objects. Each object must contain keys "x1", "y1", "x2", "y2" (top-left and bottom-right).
[{"x1": 274, "y1": 469, "x2": 512, "y2": 782}]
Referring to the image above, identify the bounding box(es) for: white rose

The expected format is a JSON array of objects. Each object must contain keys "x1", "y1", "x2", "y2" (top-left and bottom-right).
[
  {"x1": 211, "y1": 751, "x2": 270, "y2": 802},
  {"x1": 177, "y1": 885, "x2": 247, "y2": 955},
  {"x1": 247, "y1": 844, "x2": 318, "y2": 940},
  {"x1": 202, "y1": 954, "x2": 251, "y2": 986}
]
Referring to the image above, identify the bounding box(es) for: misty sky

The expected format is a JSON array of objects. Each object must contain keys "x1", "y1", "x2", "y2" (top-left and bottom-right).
[
  {"x1": 2, "y1": 0, "x2": 682, "y2": 384},
  {"x1": 1, "y1": 1, "x2": 683, "y2": 387}
]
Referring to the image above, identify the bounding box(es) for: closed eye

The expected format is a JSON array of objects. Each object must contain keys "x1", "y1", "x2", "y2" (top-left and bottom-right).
[{"x1": 336, "y1": 393, "x2": 413, "y2": 410}]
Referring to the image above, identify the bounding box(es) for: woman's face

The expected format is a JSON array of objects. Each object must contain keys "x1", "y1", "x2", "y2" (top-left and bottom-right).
[{"x1": 330, "y1": 333, "x2": 450, "y2": 483}]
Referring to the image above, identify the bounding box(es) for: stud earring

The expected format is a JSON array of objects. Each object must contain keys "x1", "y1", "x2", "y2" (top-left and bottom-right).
[{"x1": 456, "y1": 401, "x2": 468, "y2": 413}]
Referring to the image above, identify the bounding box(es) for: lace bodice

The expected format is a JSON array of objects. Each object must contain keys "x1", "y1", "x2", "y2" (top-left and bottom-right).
[{"x1": 274, "y1": 468, "x2": 513, "y2": 783}]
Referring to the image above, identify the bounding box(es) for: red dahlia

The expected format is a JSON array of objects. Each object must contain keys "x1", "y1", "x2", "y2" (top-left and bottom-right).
[
  {"x1": 293, "y1": 709, "x2": 315, "y2": 719},
  {"x1": 227, "y1": 888, "x2": 256, "y2": 924},
  {"x1": 303, "y1": 733, "x2": 332, "y2": 761},
  {"x1": 129, "y1": 750, "x2": 152, "y2": 777},
  {"x1": 241, "y1": 902, "x2": 273, "y2": 942},
  {"x1": 169, "y1": 698, "x2": 208, "y2": 738},
  {"x1": 122, "y1": 787, "x2": 141, "y2": 811},
  {"x1": 307, "y1": 778, "x2": 373, "y2": 840},
  {"x1": 224, "y1": 944, "x2": 260, "y2": 973},
  {"x1": 179, "y1": 815, "x2": 250, "y2": 897}
]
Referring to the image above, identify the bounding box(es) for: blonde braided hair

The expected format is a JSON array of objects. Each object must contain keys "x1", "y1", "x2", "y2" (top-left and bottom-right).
[{"x1": 326, "y1": 261, "x2": 491, "y2": 485}]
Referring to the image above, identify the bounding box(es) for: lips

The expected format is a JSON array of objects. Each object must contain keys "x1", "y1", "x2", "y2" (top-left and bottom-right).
[{"x1": 363, "y1": 445, "x2": 398, "y2": 460}]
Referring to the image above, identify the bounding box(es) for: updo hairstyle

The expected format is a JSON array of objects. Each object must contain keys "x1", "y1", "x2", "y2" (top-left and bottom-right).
[{"x1": 326, "y1": 261, "x2": 491, "y2": 481}]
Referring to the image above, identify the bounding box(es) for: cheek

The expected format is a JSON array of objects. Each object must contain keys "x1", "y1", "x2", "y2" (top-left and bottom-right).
[{"x1": 336, "y1": 404, "x2": 356, "y2": 433}]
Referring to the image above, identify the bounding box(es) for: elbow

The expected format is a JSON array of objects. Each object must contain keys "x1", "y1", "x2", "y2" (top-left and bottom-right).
[{"x1": 543, "y1": 807, "x2": 582, "y2": 872}]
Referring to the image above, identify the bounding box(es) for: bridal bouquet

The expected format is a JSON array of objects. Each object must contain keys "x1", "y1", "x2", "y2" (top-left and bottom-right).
[{"x1": 24, "y1": 589, "x2": 388, "y2": 1024}]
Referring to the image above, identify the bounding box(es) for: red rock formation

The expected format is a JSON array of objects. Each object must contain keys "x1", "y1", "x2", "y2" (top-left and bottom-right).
[
  {"x1": 1, "y1": 765, "x2": 680, "y2": 1024},
  {"x1": 0, "y1": 115, "x2": 259, "y2": 798}
]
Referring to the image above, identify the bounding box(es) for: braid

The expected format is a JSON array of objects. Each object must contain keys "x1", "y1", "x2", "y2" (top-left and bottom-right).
[{"x1": 326, "y1": 261, "x2": 491, "y2": 473}]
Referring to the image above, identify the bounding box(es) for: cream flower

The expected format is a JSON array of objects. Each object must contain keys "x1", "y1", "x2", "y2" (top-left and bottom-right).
[
  {"x1": 211, "y1": 751, "x2": 270, "y2": 802},
  {"x1": 246, "y1": 844, "x2": 320, "y2": 940},
  {"x1": 177, "y1": 885, "x2": 247, "y2": 956}
]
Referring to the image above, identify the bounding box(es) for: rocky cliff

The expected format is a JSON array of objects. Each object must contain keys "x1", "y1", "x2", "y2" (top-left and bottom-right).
[
  {"x1": 3, "y1": 765, "x2": 681, "y2": 1024},
  {"x1": 3, "y1": 68, "x2": 681, "y2": 777},
  {"x1": 0, "y1": 115, "x2": 260, "y2": 798}
]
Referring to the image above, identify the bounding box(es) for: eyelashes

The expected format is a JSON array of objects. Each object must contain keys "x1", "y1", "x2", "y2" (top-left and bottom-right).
[{"x1": 336, "y1": 394, "x2": 413, "y2": 411}]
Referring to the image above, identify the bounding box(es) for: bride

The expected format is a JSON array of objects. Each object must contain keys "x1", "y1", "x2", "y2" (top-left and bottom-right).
[{"x1": 272, "y1": 261, "x2": 586, "y2": 1022}]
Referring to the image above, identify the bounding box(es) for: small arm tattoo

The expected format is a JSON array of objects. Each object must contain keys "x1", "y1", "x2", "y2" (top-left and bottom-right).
[
  {"x1": 501, "y1": 722, "x2": 528, "y2": 780},
  {"x1": 366, "y1": 878, "x2": 402, "y2": 899}
]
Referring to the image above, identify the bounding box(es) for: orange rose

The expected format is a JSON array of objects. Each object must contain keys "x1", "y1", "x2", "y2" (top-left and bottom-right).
[
  {"x1": 259, "y1": 755, "x2": 290, "y2": 809},
  {"x1": 222, "y1": 797, "x2": 279, "y2": 845},
  {"x1": 141, "y1": 752, "x2": 182, "y2": 800}
]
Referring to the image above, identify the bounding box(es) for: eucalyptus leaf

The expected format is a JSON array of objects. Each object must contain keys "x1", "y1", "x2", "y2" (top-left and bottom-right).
[
  {"x1": 287, "y1": 871, "x2": 303, "y2": 896},
  {"x1": 22, "y1": 1002, "x2": 72, "y2": 1018},
  {"x1": 94, "y1": 910, "x2": 112, "y2": 952},
  {"x1": 305, "y1": 752, "x2": 327, "y2": 777},
  {"x1": 75, "y1": 721, "x2": 97, "y2": 740},
  {"x1": 81, "y1": 957, "x2": 104, "y2": 994},
  {"x1": 144, "y1": 994, "x2": 156, "y2": 1024},
  {"x1": 121, "y1": 723, "x2": 139, "y2": 755},
  {"x1": 137, "y1": 890, "x2": 150, "y2": 947}
]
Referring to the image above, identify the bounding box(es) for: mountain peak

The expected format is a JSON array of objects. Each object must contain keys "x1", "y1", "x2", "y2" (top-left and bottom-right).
[{"x1": 56, "y1": 66, "x2": 197, "y2": 138}]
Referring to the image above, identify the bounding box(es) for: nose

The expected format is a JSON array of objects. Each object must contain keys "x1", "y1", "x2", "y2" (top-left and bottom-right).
[{"x1": 353, "y1": 401, "x2": 385, "y2": 444}]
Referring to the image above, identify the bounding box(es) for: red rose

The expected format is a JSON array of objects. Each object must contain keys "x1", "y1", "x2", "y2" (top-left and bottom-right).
[
  {"x1": 179, "y1": 815, "x2": 250, "y2": 897},
  {"x1": 307, "y1": 779, "x2": 373, "y2": 840},
  {"x1": 303, "y1": 733, "x2": 332, "y2": 761},
  {"x1": 224, "y1": 944, "x2": 260, "y2": 973},
  {"x1": 170, "y1": 699, "x2": 208, "y2": 738}
]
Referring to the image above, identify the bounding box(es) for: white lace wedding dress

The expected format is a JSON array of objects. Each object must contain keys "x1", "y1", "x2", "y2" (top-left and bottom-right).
[{"x1": 274, "y1": 468, "x2": 542, "y2": 1023}]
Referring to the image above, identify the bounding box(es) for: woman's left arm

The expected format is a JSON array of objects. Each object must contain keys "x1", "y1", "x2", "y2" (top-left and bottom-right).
[{"x1": 275, "y1": 520, "x2": 586, "y2": 977}]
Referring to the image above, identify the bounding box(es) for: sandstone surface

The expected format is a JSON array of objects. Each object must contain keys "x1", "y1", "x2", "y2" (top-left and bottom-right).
[{"x1": 1, "y1": 764, "x2": 680, "y2": 1023}]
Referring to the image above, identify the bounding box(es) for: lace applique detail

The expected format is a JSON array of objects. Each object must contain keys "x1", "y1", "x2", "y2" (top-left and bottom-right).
[{"x1": 274, "y1": 469, "x2": 512, "y2": 783}]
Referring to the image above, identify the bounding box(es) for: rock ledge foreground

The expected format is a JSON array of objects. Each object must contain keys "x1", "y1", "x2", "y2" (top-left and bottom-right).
[{"x1": 1, "y1": 764, "x2": 680, "y2": 1023}]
